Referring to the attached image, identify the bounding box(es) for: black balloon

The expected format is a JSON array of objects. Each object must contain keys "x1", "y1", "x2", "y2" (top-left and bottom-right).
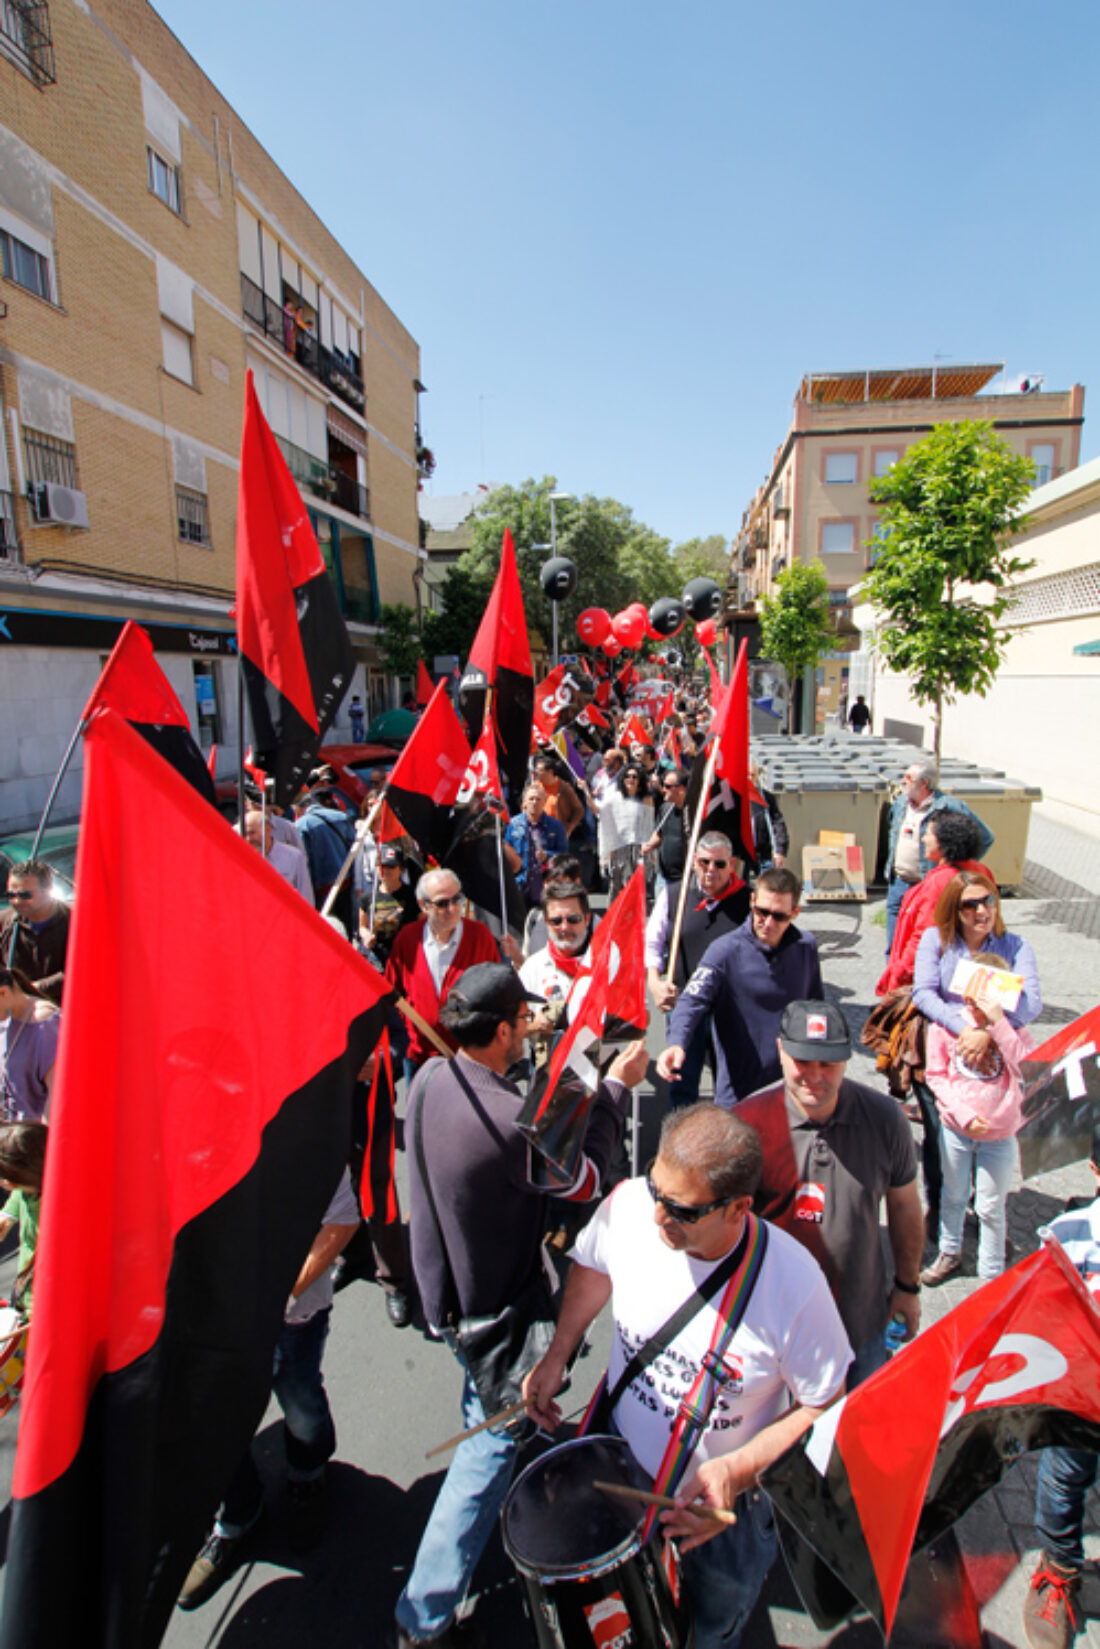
[
  {"x1": 540, "y1": 556, "x2": 578, "y2": 600},
  {"x1": 664, "y1": 648, "x2": 681, "y2": 670},
  {"x1": 648, "y1": 596, "x2": 685, "y2": 638},
  {"x1": 682, "y1": 576, "x2": 722, "y2": 619}
]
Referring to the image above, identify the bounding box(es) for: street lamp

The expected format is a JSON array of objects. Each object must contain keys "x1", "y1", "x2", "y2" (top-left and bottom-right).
[{"x1": 547, "y1": 491, "x2": 573, "y2": 666}]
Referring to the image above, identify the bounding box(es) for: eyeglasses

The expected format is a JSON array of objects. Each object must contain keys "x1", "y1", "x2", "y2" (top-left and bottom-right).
[
  {"x1": 547, "y1": 914, "x2": 585, "y2": 927},
  {"x1": 645, "y1": 1165, "x2": 733, "y2": 1225},
  {"x1": 424, "y1": 894, "x2": 462, "y2": 911},
  {"x1": 753, "y1": 904, "x2": 792, "y2": 924},
  {"x1": 6, "y1": 891, "x2": 34, "y2": 902},
  {"x1": 696, "y1": 856, "x2": 728, "y2": 870},
  {"x1": 513, "y1": 1008, "x2": 536, "y2": 1025},
  {"x1": 959, "y1": 894, "x2": 997, "y2": 913},
  {"x1": 663, "y1": 782, "x2": 683, "y2": 793}
]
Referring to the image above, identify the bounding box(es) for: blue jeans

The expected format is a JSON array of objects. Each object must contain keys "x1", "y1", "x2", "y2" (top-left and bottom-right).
[
  {"x1": 885, "y1": 875, "x2": 916, "y2": 954},
  {"x1": 848, "y1": 1332, "x2": 889, "y2": 1389},
  {"x1": 395, "y1": 1347, "x2": 518, "y2": 1640},
  {"x1": 682, "y1": 1487, "x2": 778, "y2": 1649},
  {"x1": 939, "y1": 1126, "x2": 1017, "y2": 1280},
  {"x1": 219, "y1": 1309, "x2": 335, "y2": 1534},
  {"x1": 1035, "y1": 1446, "x2": 1099, "y2": 1570}
]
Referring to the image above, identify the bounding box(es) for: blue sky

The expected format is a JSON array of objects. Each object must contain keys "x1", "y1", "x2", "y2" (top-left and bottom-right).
[{"x1": 155, "y1": 0, "x2": 1100, "y2": 546}]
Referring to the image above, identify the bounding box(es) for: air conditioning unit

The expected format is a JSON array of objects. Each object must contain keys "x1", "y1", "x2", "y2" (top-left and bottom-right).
[{"x1": 30, "y1": 481, "x2": 89, "y2": 528}]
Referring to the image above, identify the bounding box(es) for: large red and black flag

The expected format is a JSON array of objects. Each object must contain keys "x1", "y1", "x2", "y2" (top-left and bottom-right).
[
  {"x1": 1017, "y1": 1004, "x2": 1100, "y2": 1177},
  {"x1": 382, "y1": 678, "x2": 471, "y2": 864},
  {"x1": 236, "y1": 369, "x2": 355, "y2": 808},
  {"x1": 685, "y1": 638, "x2": 756, "y2": 866},
  {"x1": 83, "y1": 620, "x2": 217, "y2": 807},
  {"x1": 0, "y1": 708, "x2": 391, "y2": 1649},
  {"x1": 759, "y1": 1241, "x2": 1100, "y2": 1639},
  {"x1": 458, "y1": 528, "x2": 533, "y2": 809}
]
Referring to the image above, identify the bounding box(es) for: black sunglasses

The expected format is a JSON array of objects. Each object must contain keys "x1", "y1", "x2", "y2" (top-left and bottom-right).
[
  {"x1": 645, "y1": 1163, "x2": 733, "y2": 1225},
  {"x1": 959, "y1": 894, "x2": 997, "y2": 913},
  {"x1": 696, "y1": 856, "x2": 729, "y2": 870},
  {"x1": 6, "y1": 891, "x2": 34, "y2": 902},
  {"x1": 424, "y1": 894, "x2": 462, "y2": 911},
  {"x1": 753, "y1": 904, "x2": 792, "y2": 924},
  {"x1": 547, "y1": 914, "x2": 585, "y2": 927}
]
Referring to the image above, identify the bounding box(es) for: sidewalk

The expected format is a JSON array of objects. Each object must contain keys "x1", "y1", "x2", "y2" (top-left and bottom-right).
[{"x1": 765, "y1": 808, "x2": 1100, "y2": 1649}]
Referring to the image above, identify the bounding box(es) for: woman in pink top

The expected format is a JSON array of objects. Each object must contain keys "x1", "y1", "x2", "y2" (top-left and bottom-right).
[{"x1": 921, "y1": 958, "x2": 1034, "y2": 1287}]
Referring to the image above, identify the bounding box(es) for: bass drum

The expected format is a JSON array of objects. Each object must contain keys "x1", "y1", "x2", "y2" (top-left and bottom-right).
[{"x1": 501, "y1": 1434, "x2": 686, "y2": 1649}]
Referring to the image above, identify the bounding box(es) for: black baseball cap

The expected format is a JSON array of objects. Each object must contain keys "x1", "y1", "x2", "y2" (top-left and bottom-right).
[
  {"x1": 378, "y1": 845, "x2": 404, "y2": 868},
  {"x1": 779, "y1": 1001, "x2": 851, "y2": 1063},
  {"x1": 445, "y1": 963, "x2": 546, "y2": 1017}
]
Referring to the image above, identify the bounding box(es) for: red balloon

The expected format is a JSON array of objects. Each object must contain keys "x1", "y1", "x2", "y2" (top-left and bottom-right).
[
  {"x1": 577, "y1": 607, "x2": 611, "y2": 645},
  {"x1": 644, "y1": 618, "x2": 664, "y2": 642},
  {"x1": 612, "y1": 609, "x2": 647, "y2": 650},
  {"x1": 627, "y1": 600, "x2": 648, "y2": 617},
  {"x1": 601, "y1": 634, "x2": 623, "y2": 657},
  {"x1": 696, "y1": 617, "x2": 717, "y2": 648}
]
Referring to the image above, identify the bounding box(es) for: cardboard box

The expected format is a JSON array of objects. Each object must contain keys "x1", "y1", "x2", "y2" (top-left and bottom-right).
[
  {"x1": 802, "y1": 843, "x2": 867, "y2": 901},
  {"x1": 818, "y1": 830, "x2": 857, "y2": 847}
]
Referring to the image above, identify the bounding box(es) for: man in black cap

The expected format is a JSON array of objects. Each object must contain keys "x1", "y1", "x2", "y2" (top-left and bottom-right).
[
  {"x1": 735, "y1": 999, "x2": 925, "y2": 1388},
  {"x1": 358, "y1": 844, "x2": 418, "y2": 969},
  {"x1": 395, "y1": 962, "x2": 647, "y2": 1648}
]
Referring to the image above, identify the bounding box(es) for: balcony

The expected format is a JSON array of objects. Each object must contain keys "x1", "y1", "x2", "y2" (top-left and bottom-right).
[
  {"x1": 274, "y1": 435, "x2": 370, "y2": 521},
  {"x1": 241, "y1": 273, "x2": 366, "y2": 416},
  {"x1": 1, "y1": 0, "x2": 55, "y2": 85}
]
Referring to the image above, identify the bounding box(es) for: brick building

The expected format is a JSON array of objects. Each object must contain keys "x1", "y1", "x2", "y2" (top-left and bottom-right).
[{"x1": 0, "y1": 0, "x2": 425, "y2": 828}]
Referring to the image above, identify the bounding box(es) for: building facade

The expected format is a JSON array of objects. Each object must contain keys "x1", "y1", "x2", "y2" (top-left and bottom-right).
[
  {"x1": 730, "y1": 365, "x2": 1085, "y2": 636},
  {"x1": 0, "y1": 0, "x2": 425, "y2": 829}
]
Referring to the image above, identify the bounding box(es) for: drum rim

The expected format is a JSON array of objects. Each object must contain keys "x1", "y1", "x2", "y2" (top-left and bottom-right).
[{"x1": 501, "y1": 1433, "x2": 647, "y2": 1582}]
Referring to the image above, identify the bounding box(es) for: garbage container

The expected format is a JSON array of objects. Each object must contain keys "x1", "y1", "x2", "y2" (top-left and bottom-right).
[{"x1": 933, "y1": 777, "x2": 1043, "y2": 891}]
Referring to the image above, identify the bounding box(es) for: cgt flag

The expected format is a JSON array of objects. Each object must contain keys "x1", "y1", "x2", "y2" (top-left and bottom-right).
[
  {"x1": 0, "y1": 708, "x2": 391, "y2": 1649},
  {"x1": 759, "y1": 1241, "x2": 1100, "y2": 1640},
  {"x1": 459, "y1": 528, "x2": 534, "y2": 809},
  {"x1": 236, "y1": 369, "x2": 354, "y2": 808},
  {"x1": 1017, "y1": 1004, "x2": 1100, "y2": 1178},
  {"x1": 83, "y1": 620, "x2": 217, "y2": 807},
  {"x1": 382, "y1": 678, "x2": 471, "y2": 863}
]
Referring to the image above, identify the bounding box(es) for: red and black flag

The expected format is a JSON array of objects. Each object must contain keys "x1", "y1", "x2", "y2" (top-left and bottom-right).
[
  {"x1": 444, "y1": 718, "x2": 524, "y2": 941},
  {"x1": 236, "y1": 369, "x2": 355, "y2": 808},
  {"x1": 359, "y1": 1027, "x2": 398, "y2": 1224},
  {"x1": 685, "y1": 639, "x2": 756, "y2": 867},
  {"x1": 458, "y1": 528, "x2": 534, "y2": 809},
  {"x1": 415, "y1": 657, "x2": 434, "y2": 707},
  {"x1": 531, "y1": 662, "x2": 591, "y2": 741},
  {"x1": 382, "y1": 678, "x2": 471, "y2": 863},
  {"x1": 1017, "y1": 1004, "x2": 1100, "y2": 1177},
  {"x1": 760, "y1": 1242, "x2": 1100, "y2": 1639},
  {"x1": 619, "y1": 711, "x2": 653, "y2": 756},
  {"x1": 83, "y1": 619, "x2": 217, "y2": 807},
  {"x1": 0, "y1": 707, "x2": 390, "y2": 1649}
]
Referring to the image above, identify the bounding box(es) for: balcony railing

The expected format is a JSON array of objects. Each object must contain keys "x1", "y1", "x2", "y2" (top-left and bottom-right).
[
  {"x1": 1, "y1": 0, "x2": 55, "y2": 85},
  {"x1": 0, "y1": 490, "x2": 20, "y2": 562},
  {"x1": 240, "y1": 273, "x2": 366, "y2": 416},
  {"x1": 273, "y1": 435, "x2": 370, "y2": 521}
]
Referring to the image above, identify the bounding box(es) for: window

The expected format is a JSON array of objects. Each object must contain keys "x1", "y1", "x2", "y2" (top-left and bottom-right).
[
  {"x1": 147, "y1": 146, "x2": 181, "y2": 213},
  {"x1": 23, "y1": 428, "x2": 76, "y2": 488},
  {"x1": 824, "y1": 451, "x2": 859, "y2": 485},
  {"x1": 1, "y1": 228, "x2": 51, "y2": 301},
  {"x1": 176, "y1": 486, "x2": 210, "y2": 545},
  {"x1": 1029, "y1": 442, "x2": 1056, "y2": 487},
  {"x1": 868, "y1": 519, "x2": 891, "y2": 565},
  {"x1": 821, "y1": 520, "x2": 856, "y2": 555},
  {"x1": 872, "y1": 448, "x2": 900, "y2": 477},
  {"x1": 161, "y1": 319, "x2": 193, "y2": 385}
]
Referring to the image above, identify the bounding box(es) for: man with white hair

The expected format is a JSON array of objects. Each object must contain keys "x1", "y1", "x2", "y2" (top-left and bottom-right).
[
  {"x1": 384, "y1": 868, "x2": 500, "y2": 1078},
  {"x1": 243, "y1": 809, "x2": 314, "y2": 902},
  {"x1": 884, "y1": 759, "x2": 993, "y2": 954}
]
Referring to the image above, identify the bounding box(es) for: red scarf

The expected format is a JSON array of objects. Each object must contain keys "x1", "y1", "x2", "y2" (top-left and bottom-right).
[
  {"x1": 547, "y1": 936, "x2": 589, "y2": 978},
  {"x1": 696, "y1": 873, "x2": 746, "y2": 912}
]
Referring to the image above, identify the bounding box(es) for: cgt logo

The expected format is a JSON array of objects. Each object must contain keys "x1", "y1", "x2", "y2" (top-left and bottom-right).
[
  {"x1": 793, "y1": 1182, "x2": 825, "y2": 1223},
  {"x1": 584, "y1": 1592, "x2": 632, "y2": 1649}
]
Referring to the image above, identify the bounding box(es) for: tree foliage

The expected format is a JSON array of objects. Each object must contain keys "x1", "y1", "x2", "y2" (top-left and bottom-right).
[
  {"x1": 378, "y1": 604, "x2": 423, "y2": 679},
  {"x1": 420, "y1": 564, "x2": 493, "y2": 662},
  {"x1": 862, "y1": 421, "x2": 1036, "y2": 756},
  {"x1": 758, "y1": 561, "x2": 833, "y2": 731}
]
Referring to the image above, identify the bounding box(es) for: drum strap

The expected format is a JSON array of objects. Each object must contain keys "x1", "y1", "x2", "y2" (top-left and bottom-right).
[{"x1": 641, "y1": 1214, "x2": 769, "y2": 1541}]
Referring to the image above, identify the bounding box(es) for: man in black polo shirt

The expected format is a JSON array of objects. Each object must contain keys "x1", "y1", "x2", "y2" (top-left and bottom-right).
[
  {"x1": 736, "y1": 1000, "x2": 925, "y2": 1388},
  {"x1": 644, "y1": 831, "x2": 750, "y2": 1106}
]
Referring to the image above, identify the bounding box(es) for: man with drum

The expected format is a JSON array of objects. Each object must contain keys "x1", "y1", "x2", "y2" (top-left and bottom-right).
[
  {"x1": 394, "y1": 963, "x2": 648, "y2": 1649},
  {"x1": 524, "y1": 1104, "x2": 850, "y2": 1649}
]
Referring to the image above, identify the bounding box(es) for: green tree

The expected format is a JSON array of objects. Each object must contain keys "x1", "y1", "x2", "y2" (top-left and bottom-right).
[
  {"x1": 378, "y1": 603, "x2": 423, "y2": 680},
  {"x1": 863, "y1": 421, "x2": 1035, "y2": 760},
  {"x1": 420, "y1": 564, "x2": 493, "y2": 662},
  {"x1": 758, "y1": 561, "x2": 833, "y2": 732},
  {"x1": 671, "y1": 534, "x2": 729, "y2": 588}
]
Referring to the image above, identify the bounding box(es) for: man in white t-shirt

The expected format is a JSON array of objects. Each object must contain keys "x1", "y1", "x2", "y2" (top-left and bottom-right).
[{"x1": 525, "y1": 1104, "x2": 850, "y2": 1649}]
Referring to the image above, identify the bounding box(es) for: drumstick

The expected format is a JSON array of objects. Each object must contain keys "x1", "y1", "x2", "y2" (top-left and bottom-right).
[
  {"x1": 594, "y1": 1480, "x2": 737, "y2": 1526},
  {"x1": 425, "y1": 1399, "x2": 528, "y2": 1458}
]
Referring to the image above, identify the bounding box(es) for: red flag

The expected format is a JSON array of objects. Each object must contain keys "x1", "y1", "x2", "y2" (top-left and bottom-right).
[
  {"x1": 706, "y1": 639, "x2": 755, "y2": 862},
  {"x1": 761, "y1": 1241, "x2": 1100, "y2": 1639},
  {"x1": 82, "y1": 620, "x2": 217, "y2": 806},
  {"x1": 459, "y1": 528, "x2": 533, "y2": 806},
  {"x1": 1017, "y1": 1003, "x2": 1100, "y2": 1177},
  {"x1": 654, "y1": 689, "x2": 675, "y2": 724},
  {"x1": 701, "y1": 642, "x2": 725, "y2": 713},
  {"x1": 576, "y1": 703, "x2": 610, "y2": 732},
  {"x1": 620, "y1": 712, "x2": 653, "y2": 754},
  {"x1": 383, "y1": 679, "x2": 471, "y2": 861},
  {"x1": 1, "y1": 707, "x2": 390, "y2": 1647},
  {"x1": 595, "y1": 680, "x2": 612, "y2": 709},
  {"x1": 457, "y1": 714, "x2": 504, "y2": 807},
  {"x1": 236, "y1": 370, "x2": 354, "y2": 807},
  {"x1": 616, "y1": 662, "x2": 636, "y2": 695},
  {"x1": 532, "y1": 662, "x2": 589, "y2": 739},
  {"x1": 416, "y1": 658, "x2": 434, "y2": 707}
]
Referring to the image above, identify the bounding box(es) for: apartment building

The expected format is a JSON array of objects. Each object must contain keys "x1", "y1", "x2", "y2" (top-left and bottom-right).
[
  {"x1": 730, "y1": 365, "x2": 1085, "y2": 634},
  {"x1": 0, "y1": 0, "x2": 425, "y2": 828}
]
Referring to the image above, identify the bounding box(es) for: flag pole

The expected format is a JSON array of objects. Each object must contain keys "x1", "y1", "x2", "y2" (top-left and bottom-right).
[
  {"x1": 664, "y1": 736, "x2": 720, "y2": 988},
  {"x1": 5, "y1": 716, "x2": 87, "y2": 965},
  {"x1": 494, "y1": 809, "x2": 510, "y2": 945}
]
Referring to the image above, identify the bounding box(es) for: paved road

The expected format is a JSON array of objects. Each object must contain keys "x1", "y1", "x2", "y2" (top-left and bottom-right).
[{"x1": 1, "y1": 805, "x2": 1098, "y2": 1647}]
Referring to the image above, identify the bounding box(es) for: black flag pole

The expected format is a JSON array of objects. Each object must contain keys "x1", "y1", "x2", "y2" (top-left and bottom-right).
[{"x1": 5, "y1": 716, "x2": 87, "y2": 965}]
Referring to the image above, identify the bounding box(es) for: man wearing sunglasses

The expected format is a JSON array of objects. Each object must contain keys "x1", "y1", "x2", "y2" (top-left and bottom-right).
[
  {"x1": 384, "y1": 869, "x2": 500, "y2": 1076},
  {"x1": 658, "y1": 868, "x2": 822, "y2": 1109},
  {"x1": 737, "y1": 1000, "x2": 924, "y2": 1387},
  {"x1": 520, "y1": 881, "x2": 593, "y2": 1027},
  {"x1": 0, "y1": 859, "x2": 70, "y2": 1006},
  {"x1": 644, "y1": 833, "x2": 750, "y2": 1106},
  {"x1": 525, "y1": 1103, "x2": 850, "y2": 1649}
]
